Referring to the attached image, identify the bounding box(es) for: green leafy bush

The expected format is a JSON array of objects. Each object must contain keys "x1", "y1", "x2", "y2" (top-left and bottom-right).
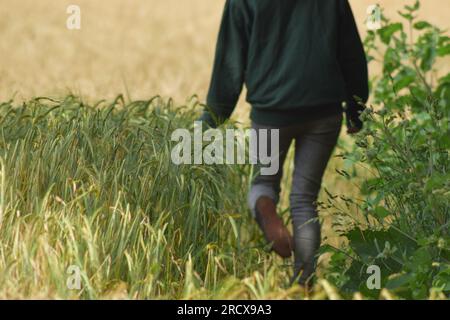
[{"x1": 324, "y1": 1, "x2": 450, "y2": 299}]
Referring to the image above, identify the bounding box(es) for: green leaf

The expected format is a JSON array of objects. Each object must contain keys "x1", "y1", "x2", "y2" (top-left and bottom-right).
[
  {"x1": 411, "y1": 247, "x2": 432, "y2": 267},
  {"x1": 420, "y1": 46, "x2": 437, "y2": 72},
  {"x1": 386, "y1": 273, "x2": 412, "y2": 289},
  {"x1": 383, "y1": 47, "x2": 400, "y2": 74},
  {"x1": 437, "y1": 44, "x2": 450, "y2": 57},
  {"x1": 398, "y1": 11, "x2": 414, "y2": 21},
  {"x1": 405, "y1": 1, "x2": 420, "y2": 12},
  {"x1": 394, "y1": 75, "x2": 415, "y2": 92},
  {"x1": 379, "y1": 23, "x2": 403, "y2": 45},
  {"x1": 373, "y1": 206, "x2": 391, "y2": 219},
  {"x1": 414, "y1": 21, "x2": 432, "y2": 30}
]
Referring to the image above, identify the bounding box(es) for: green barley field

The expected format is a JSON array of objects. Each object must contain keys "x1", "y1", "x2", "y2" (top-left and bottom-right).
[{"x1": 0, "y1": 95, "x2": 356, "y2": 299}]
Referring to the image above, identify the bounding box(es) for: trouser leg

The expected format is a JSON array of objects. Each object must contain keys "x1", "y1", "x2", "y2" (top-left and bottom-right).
[
  {"x1": 247, "y1": 122, "x2": 293, "y2": 217},
  {"x1": 290, "y1": 113, "x2": 342, "y2": 285}
]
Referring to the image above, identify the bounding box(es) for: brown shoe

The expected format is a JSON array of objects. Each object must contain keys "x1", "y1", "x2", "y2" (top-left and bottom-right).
[{"x1": 255, "y1": 196, "x2": 294, "y2": 258}]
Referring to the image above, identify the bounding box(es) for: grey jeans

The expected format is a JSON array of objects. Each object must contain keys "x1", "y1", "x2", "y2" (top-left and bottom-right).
[{"x1": 248, "y1": 112, "x2": 343, "y2": 284}]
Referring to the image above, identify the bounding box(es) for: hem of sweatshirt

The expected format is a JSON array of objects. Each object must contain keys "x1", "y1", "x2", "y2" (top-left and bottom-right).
[{"x1": 250, "y1": 102, "x2": 343, "y2": 127}]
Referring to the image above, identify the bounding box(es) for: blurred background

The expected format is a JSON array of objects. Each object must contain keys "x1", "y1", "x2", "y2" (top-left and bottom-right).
[{"x1": 0, "y1": 0, "x2": 449, "y2": 117}]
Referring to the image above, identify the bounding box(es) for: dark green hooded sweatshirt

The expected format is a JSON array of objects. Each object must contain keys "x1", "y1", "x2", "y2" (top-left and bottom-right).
[{"x1": 201, "y1": 0, "x2": 369, "y2": 128}]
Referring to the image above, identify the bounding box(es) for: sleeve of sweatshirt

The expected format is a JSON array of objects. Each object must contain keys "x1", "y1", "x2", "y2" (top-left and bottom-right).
[
  {"x1": 201, "y1": 0, "x2": 249, "y2": 128},
  {"x1": 338, "y1": 0, "x2": 369, "y2": 129}
]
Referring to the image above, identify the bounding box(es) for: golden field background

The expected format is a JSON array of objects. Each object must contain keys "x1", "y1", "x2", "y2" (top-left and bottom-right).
[{"x1": 0, "y1": 0, "x2": 449, "y2": 114}]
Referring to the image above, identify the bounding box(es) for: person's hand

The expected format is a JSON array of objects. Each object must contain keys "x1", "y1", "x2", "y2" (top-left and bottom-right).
[{"x1": 345, "y1": 109, "x2": 363, "y2": 135}]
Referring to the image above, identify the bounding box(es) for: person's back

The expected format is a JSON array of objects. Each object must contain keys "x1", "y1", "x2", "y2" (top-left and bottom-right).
[
  {"x1": 200, "y1": 0, "x2": 369, "y2": 288},
  {"x1": 244, "y1": 0, "x2": 346, "y2": 115},
  {"x1": 203, "y1": 0, "x2": 368, "y2": 129}
]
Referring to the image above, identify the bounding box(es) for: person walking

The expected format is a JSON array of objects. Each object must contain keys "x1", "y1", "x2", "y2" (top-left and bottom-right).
[{"x1": 199, "y1": 0, "x2": 369, "y2": 287}]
